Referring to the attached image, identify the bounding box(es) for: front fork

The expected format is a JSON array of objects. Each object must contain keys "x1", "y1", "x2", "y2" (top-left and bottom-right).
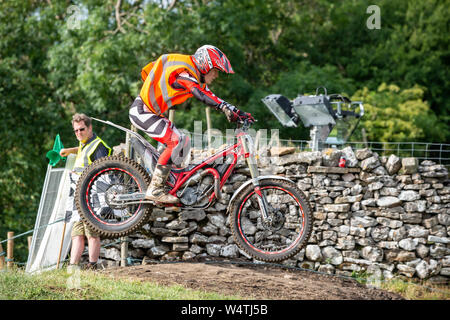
[{"x1": 241, "y1": 134, "x2": 272, "y2": 224}]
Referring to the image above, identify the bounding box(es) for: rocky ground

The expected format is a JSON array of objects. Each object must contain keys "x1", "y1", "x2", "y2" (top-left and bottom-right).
[{"x1": 101, "y1": 259, "x2": 405, "y2": 300}]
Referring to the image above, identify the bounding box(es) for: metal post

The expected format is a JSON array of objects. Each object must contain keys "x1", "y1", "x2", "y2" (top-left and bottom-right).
[{"x1": 120, "y1": 121, "x2": 134, "y2": 267}]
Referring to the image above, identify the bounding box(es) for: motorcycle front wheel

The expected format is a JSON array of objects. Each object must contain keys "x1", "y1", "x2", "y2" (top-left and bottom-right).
[
  {"x1": 230, "y1": 179, "x2": 313, "y2": 262},
  {"x1": 75, "y1": 156, "x2": 152, "y2": 239}
]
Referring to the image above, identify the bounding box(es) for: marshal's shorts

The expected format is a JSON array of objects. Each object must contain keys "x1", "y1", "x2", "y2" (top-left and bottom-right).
[{"x1": 71, "y1": 221, "x2": 100, "y2": 238}]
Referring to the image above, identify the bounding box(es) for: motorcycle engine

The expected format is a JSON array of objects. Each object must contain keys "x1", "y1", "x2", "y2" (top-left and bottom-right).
[
  {"x1": 178, "y1": 186, "x2": 197, "y2": 206},
  {"x1": 177, "y1": 173, "x2": 214, "y2": 206}
]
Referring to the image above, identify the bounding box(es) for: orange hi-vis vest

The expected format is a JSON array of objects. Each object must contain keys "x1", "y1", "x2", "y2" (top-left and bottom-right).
[{"x1": 140, "y1": 54, "x2": 203, "y2": 115}]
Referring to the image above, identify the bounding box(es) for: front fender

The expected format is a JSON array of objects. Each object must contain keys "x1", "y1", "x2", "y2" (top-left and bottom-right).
[{"x1": 226, "y1": 175, "x2": 296, "y2": 214}]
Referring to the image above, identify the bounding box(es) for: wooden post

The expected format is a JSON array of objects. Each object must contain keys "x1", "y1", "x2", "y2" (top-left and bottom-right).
[
  {"x1": 27, "y1": 236, "x2": 32, "y2": 251},
  {"x1": 56, "y1": 222, "x2": 67, "y2": 269},
  {"x1": 7, "y1": 231, "x2": 14, "y2": 269},
  {"x1": 0, "y1": 242, "x2": 5, "y2": 270},
  {"x1": 120, "y1": 236, "x2": 128, "y2": 267},
  {"x1": 205, "y1": 107, "x2": 212, "y2": 152},
  {"x1": 362, "y1": 128, "x2": 368, "y2": 148}
]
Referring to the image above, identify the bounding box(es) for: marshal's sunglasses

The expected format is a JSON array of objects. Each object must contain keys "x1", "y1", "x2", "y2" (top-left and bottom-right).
[{"x1": 74, "y1": 127, "x2": 86, "y2": 133}]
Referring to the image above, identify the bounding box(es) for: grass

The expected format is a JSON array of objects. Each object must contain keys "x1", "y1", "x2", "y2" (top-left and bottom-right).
[
  {"x1": 375, "y1": 279, "x2": 450, "y2": 300},
  {"x1": 0, "y1": 267, "x2": 243, "y2": 300},
  {"x1": 2, "y1": 267, "x2": 448, "y2": 300},
  {"x1": 350, "y1": 271, "x2": 450, "y2": 300}
]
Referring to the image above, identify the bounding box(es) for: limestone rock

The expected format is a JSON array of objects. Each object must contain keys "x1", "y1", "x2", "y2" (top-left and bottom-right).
[
  {"x1": 400, "y1": 158, "x2": 418, "y2": 174},
  {"x1": 398, "y1": 190, "x2": 420, "y2": 202},
  {"x1": 341, "y1": 146, "x2": 359, "y2": 167},
  {"x1": 323, "y1": 204, "x2": 350, "y2": 213},
  {"x1": 360, "y1": 156, "x2": 381, "y2": 172},
  {"x1": 220, "y1": 244, "x2": 240, "y2": 258},
  {"x1": 298, "y1": 151, "x2": 322, "y2": 165},
  {"x1": 306, "y1": 245, "x2": 323, "y2": 261},
  {"x1": 398, "y1": 238, "x2": 418, "y2": 251},
  {"x1": 377, "y1": 217, "x2": 403, "y2": 229},
  {"x1": 149, "y1": 209, "x2": 175, "y2": 222},
  {"x1": 397, "y1": 264, "x2": 415, "y2": 277},
  {"x1": 131, "y1": 239, "x2": 155, "y2": 249},
  {"x1": 416, "y1": 260, "x2": 439, "y2": 279},
  {"x1": 179, "y1": 210, "x2": 206, "y2": 221},
  {"x1": 355, "y1": 148, "x2": 373, "y2": 160},
  {"x1": 322, "y1": 246, "x2": 343, "y2": 265},
  {"x1": 270, "y1": 146, "x2": 296, "y2": 157},
  {"x1": 321, "y1": 149, "x2": 342, "y2": 167},
  {"x1": 376, "y1": 196, "x2": 402, "y2": 208},
  {"x1": 206, "y1": 244, "x2": 222, "y2": 256},
  {"x1": 161, "y1": 236, "x2": 189, "y2": 243},
  {"x1": 103, "y1": 247, "x2": 121, "y2": 261},
  {"x1": 385, "y1": 154, "x2": 402, "y2": 175},
  {"x1": 147, "y1": 245, "x2": 169, "y2": 258},
  {"x1": 361, "y1": 246, "x2": 383, "y2": 262}
]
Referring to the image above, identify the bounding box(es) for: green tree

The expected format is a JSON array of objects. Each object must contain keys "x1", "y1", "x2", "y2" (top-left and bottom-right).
[
  {"x1": 307, "y1": 0, "x2": 450, "y2": 137},
  {"x1": 1, "y1": 0, "x2": 449, "y2": 262},
  {"x1": 0, "y1": 1, "x2": 69, "y2": 261},
  {"x1": 352, "y1": 83, "x2": 446, "y2": 143}
]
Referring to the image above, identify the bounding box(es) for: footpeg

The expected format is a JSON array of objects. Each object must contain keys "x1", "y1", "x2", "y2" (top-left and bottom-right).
[
  {"x1": 115, "y1": 193, "x2": 145, "y2": 201},
  {"x1": 110, "y1": 192, "x2": 155, "y2": 206},
  {"x1": 165, "y1": 206, "x2": 181, "y2": 213}
]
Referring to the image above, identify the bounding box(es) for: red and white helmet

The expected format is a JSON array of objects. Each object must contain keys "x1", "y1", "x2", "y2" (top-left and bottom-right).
[{"x1": 192, "y1": 45, "x2": 234, "y2": 75}]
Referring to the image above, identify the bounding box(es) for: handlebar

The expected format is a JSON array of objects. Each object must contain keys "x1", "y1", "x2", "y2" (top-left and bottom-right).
[{"x1": 236, "y1": 117, "x2": 257, "y2": 131}]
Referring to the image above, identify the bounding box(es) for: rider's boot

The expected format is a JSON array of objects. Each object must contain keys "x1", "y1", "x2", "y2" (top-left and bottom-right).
[{"x1": 145, "y1": 164, "x2": 179, "y2": 204}]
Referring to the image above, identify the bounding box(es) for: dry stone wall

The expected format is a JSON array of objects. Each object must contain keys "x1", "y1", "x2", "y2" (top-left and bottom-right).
[{"x1": 100, "y1": 147, "x2": 449, "y2": 282}]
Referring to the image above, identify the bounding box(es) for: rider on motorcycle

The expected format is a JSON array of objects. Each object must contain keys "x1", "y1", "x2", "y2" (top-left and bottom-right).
[{"x1": 130, "y1": 45, "x2": 254, "y2": 204}]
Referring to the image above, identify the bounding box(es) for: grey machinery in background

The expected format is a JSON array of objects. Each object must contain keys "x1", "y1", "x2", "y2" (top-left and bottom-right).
[{"x1": 262, "y1": 87, "x2": 364, "y2": 151}]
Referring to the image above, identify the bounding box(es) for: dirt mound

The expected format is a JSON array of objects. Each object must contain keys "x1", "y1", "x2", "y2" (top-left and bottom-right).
[{"x1": 102, "y1": 260, "x2": 404, "y2": 300}]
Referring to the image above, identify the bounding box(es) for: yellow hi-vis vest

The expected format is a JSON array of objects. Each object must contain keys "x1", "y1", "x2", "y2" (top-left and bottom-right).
[
  {"x1": 139, "y1": 54, "x2": 203, "y2": 115},
  {"x1": 73, "y1": 136, "x2": 111, "y2": 174}
]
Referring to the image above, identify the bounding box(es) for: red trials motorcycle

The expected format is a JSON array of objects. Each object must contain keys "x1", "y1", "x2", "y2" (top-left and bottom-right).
[{"x1": 75, "y1": 118, "x2": 312, "y2": 262}]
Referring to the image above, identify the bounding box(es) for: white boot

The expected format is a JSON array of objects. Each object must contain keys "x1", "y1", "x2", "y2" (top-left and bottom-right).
[{"x1": 145, "y1": 164, "x2": 179, "y2": 204}]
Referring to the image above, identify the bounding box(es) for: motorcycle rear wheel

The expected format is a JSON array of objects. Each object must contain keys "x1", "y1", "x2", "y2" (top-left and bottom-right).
[{"x1": 75, "y1": 156, "x2": 152, "y2": 239}]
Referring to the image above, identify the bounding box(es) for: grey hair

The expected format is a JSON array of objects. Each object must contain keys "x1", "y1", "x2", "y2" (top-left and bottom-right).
[{"x1": 72, "y1": 113, "x2": 92, "y2": 128}]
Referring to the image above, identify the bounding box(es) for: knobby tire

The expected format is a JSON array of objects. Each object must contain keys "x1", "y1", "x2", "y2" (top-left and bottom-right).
[{"x1": 75, "y1": 155, "x2": 152, "y2": 239}]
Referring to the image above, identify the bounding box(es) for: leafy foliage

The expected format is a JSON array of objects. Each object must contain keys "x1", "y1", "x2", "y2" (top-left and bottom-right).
[{"x1": 352, "y1": 84, "x2": 446, "y2": 142}]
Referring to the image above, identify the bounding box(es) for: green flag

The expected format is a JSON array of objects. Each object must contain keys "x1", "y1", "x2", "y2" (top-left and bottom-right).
[{"x1": 46, "y1": 134, "x2": 66, "y2": 166}]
